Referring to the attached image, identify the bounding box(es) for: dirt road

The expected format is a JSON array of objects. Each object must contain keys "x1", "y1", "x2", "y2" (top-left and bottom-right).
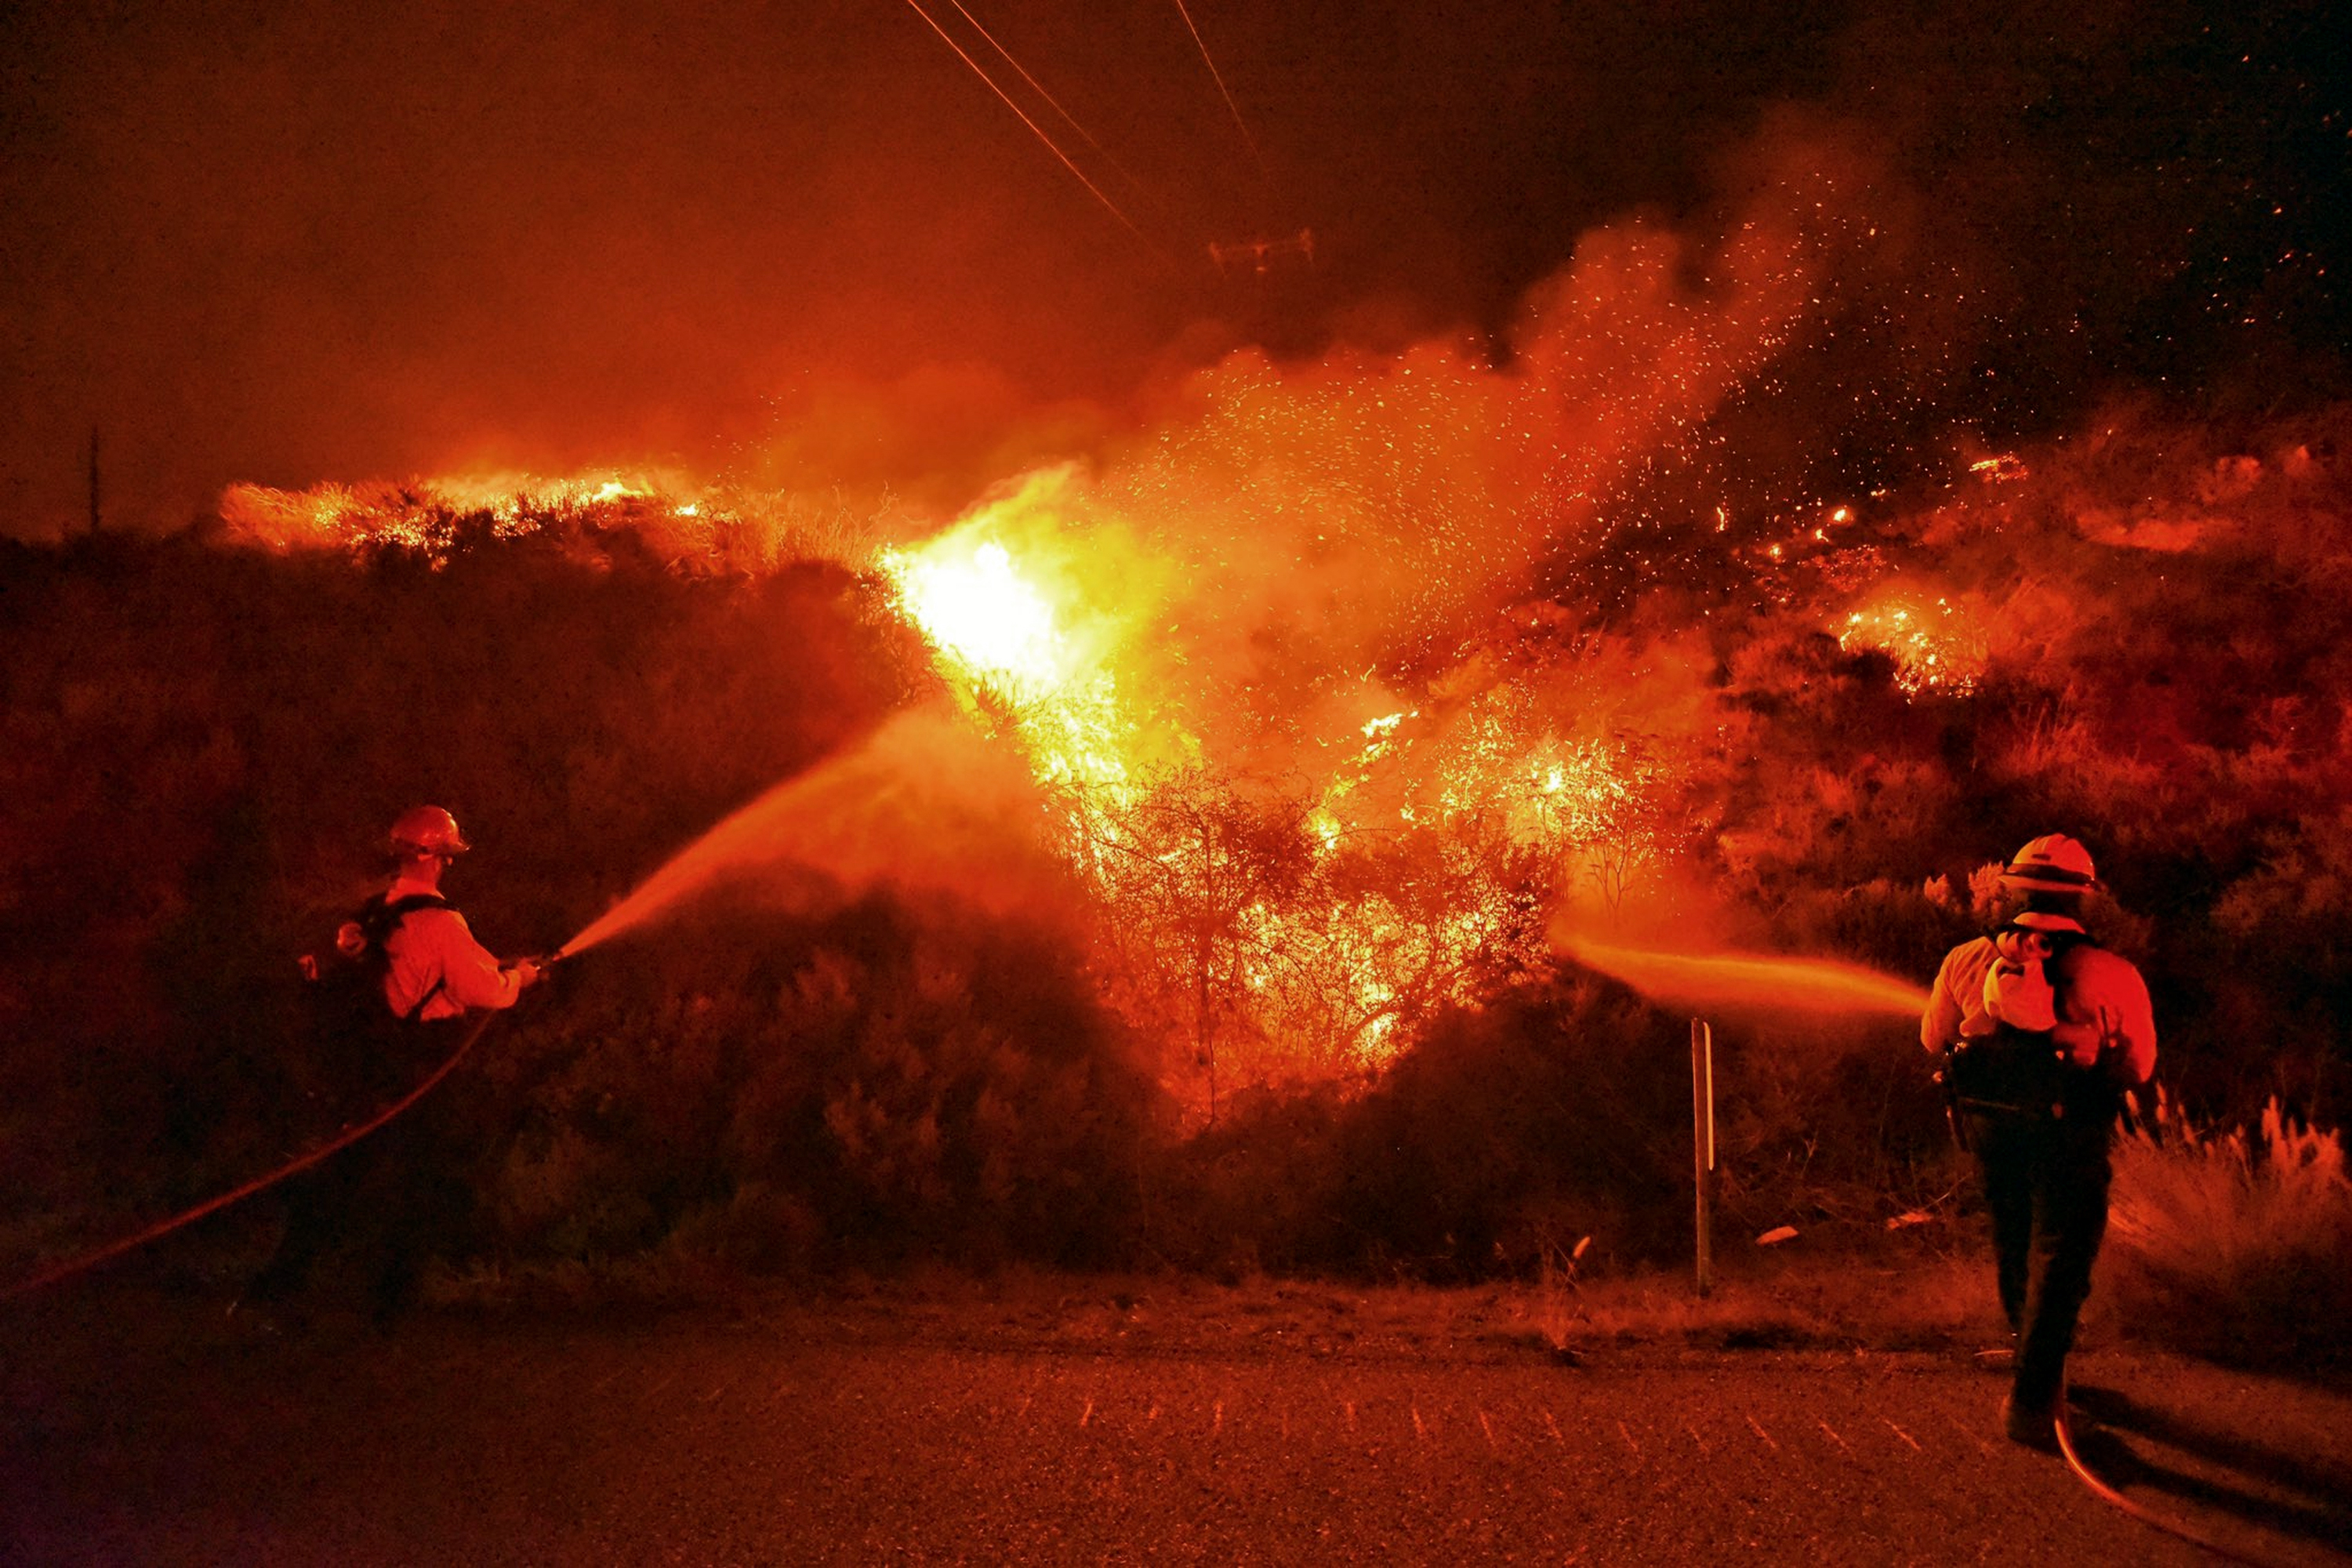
[{"x1": 5, "y1": 1283, "x2": 2347, "y2": 1565}]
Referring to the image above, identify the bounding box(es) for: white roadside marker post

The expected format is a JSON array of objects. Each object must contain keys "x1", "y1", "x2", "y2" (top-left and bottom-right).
[{"x1": 1692, "y1": 1017, "x2": 1716, "y2": 1296}]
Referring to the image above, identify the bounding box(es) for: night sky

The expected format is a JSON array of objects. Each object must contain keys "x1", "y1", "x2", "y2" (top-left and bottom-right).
[{"x1": 2, "y1": 0, "x2": 2344, "y2": 536}]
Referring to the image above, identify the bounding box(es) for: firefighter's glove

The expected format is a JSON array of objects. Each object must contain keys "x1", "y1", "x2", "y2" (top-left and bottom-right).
[{"x1": 509, "y1": 959, "x2": 545, "y2": 992}]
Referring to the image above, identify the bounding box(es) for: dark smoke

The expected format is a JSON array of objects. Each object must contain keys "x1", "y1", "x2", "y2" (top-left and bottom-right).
[{"x1": 2, "y1": 1, "x2": 2343, "y2": 535}]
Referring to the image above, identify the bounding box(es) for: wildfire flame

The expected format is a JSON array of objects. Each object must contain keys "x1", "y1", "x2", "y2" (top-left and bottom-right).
[
  {"x1": 207, "y1": 176, "x2": 2006, "y2": 1097},
  {"x1": 1837, "y1": 588, "x2": 1990, "y2": 695},
  {"x1": 884, "y1": 541, "x2": 1057, "y2": 685},
  {"x1": 874, "y1": 488, "x2": 1156, "y2": 794},
  {"x1": 220, "y1": 470, "x2": 696, "y2": 559},
  {"x1": 869, "y1": 488, "x2": 1680, "y2": 1077}
]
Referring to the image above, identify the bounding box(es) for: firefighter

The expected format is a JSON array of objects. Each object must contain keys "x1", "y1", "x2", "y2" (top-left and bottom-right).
[
  {"x1": 1922, "y1": 833, "x2": 2156, "y2": 1450},
  {"x1": 375, "y1": 805, "x2": 543, "y2": 1020},
  {"x1": 246, "y1": 807, "x2": 542, "y2": 1324}
]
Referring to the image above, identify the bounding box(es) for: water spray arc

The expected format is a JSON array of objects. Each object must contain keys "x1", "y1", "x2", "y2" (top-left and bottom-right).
[{"x1": 1557, "y1": 936, "x2": 1930, "y2": 1018}]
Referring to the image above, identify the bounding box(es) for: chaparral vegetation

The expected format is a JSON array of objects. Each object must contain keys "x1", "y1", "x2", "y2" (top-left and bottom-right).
[{"x1": 3, "y1": 387, "x2": 2348, "y2": 1369}]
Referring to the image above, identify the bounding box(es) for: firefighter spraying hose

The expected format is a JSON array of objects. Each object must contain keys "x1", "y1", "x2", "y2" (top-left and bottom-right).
[
  {"x1": 1572, "y1": 840, "x2": 2273, "y2": 1559},
  {"x1": 1918, "y1": 835, "x2": 2286, "y2": 1563},
  {"x1": 1922, "y1": 833, "x2": 2157, "y2": 1453},
  {"x1": 3, "y1": 808, "x2": 561, "y2": 1309},
  {"x1": 4, "y1": 767, "x2": 829, "y2": 1308}
]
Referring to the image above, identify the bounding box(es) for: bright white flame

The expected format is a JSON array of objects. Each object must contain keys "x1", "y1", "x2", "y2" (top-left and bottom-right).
[{"x1": 884, "y1": 541, "x2": 1064, "y2": 695}]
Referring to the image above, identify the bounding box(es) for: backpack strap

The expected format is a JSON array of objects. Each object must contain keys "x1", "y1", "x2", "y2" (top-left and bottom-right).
[
  {"x1": 397, "y1": 978, "x2": 448, "y2": 1025},
  {"x1": 2042, "y1": 929, "x2": 2096, "y2": 1004},
  {"x1": 372, "y1": 892, "x2": 452, "y2": 1023},
  {"x1": 376, "y1": 891, "x2": 448, "y2": 926}
]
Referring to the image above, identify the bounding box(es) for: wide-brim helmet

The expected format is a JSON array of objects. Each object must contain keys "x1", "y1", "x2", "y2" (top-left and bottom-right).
[
  {"x1": 389, "y1": 805, "x2": 471, "y2": 858},
  {"x1": 1999, "y1": 833, "x2": 2098, "y2": 894}
]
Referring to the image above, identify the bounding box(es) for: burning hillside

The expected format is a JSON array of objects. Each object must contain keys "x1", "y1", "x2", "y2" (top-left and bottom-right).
[
  {"x1": 181, "y1": 96, "x2": 2350, "y2": 1123},
  {"x1": 8, "y1": 0, "x2": 2351, "y2": 1358},
  {"x1": 211, "y1": 161, "x2": 1876, "y2": 1099},
  {"x1": 11, "y1": 328, "x2": 2352, "y2": 1296},
  {"x1": 204, "y1": 322, "x2": 2352, "y2": 1135}
]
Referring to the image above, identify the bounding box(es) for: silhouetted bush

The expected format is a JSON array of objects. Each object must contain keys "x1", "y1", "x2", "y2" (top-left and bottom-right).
[
  {"x1": 2107, "y1": 1092, "x2": 2352, "y2": 1367},
  {"x1": 480, "y1": 898, "x2": 1160, "y2": 1273},
  {"x1": 1139, "y1": 976, "x2": 1695, "y2": 1280}
]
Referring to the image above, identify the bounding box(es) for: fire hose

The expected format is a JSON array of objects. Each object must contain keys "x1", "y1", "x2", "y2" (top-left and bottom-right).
[
  {"x1": 0, "y1": 959, "x2": 561, "y2": 1303},
  {"x1": 2055, "y1": 1397, "x2": 2281, "y2": 1567},
  {"x1": 1933, "y1": 1053, "x2": 2281, "y2": 1563}
]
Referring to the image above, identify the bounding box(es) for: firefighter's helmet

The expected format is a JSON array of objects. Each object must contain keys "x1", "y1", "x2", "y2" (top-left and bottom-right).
[
  {"x1": 1999, "y1": 833, "x2": 2098, "y2": 894},
  {"x1": 389, "y1": 805, "x2": 470, "y2": 858}
]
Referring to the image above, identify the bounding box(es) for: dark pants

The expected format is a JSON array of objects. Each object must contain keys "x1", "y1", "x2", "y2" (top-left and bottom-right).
[
  {"x1": 1966, "y1": 1106, "x2": 2114, "y2": 1411},
  {"x1": 249, "y1": 1021, "x2": 480, "y2": 1317}
]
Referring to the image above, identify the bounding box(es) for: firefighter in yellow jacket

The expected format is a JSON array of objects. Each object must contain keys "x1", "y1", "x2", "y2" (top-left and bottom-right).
[{"x1": 1922, "y1": 833, "x2": 2155, "y2": 1450}]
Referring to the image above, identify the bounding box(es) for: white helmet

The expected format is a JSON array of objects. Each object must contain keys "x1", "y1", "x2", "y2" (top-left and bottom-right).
[
  {"x1": 389, "y1": 805, "x2": 471, "y2": 858},
  {"x1": 1999, "y1": 833, "x2": 2099, "y2": 894}
]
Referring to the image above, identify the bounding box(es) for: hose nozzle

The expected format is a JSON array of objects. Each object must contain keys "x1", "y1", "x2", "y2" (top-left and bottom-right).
[{"x1": 516, "y1": 949, "x2": 568, "y2": 988}]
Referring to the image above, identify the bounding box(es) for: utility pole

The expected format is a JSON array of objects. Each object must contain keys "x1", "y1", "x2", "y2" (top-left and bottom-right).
[
  {"x1": 86, "y1": 426, "x2": 102, "y2": 536},
  {"x1": 1196, "y1": 817, "x2": 1217, "y2": 1130}
]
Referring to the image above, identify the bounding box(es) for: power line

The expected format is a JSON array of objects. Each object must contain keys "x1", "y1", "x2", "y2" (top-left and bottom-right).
[
  {"x1": 1169, "y1": 0, "x2": 1263, "y2": 177},
  {"x1": 900, "y1": 0, "x2": 1149, "y2": 244},
  {"x1": 944, "y1": 0, "x2": 1152, "y2": 201}
]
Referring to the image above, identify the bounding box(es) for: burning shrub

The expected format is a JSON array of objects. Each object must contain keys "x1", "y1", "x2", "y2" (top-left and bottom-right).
[{"x1": 1074, "y1": 768, "x2": 1558, "y2": 1102}]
